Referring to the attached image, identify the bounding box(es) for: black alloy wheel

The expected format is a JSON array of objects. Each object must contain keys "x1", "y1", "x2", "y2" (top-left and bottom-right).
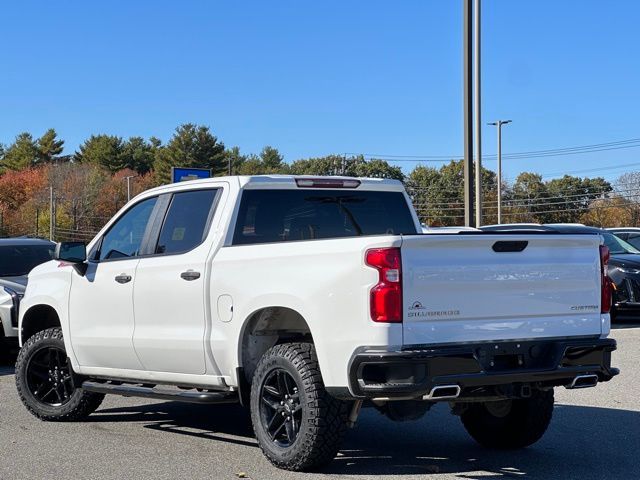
[
  {"x1": 25, "y1": 345, "x2": 74, "y2": 407},
  {"x1": 16, "y1": 327, "x2": 104, "y2": 421},
  {"x1": 259, "y1": 368, "x2": 302, "y2": 447},
  {"x1": 250, "y1": 342, "x2": 349, "y2": 471}
]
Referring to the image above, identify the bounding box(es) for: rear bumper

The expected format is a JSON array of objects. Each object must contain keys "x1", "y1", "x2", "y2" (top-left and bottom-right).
[{"x1": 348, "y1": 337, "x2": 618, "y2": 399}]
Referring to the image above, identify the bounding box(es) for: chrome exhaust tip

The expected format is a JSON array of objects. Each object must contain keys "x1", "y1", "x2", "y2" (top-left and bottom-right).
[
  {"x1": 423, "y1": 384, "x2": 461, "y2": 400},
  {"x1": 566, "y1": 374, "x2": 599, "y2": 389}
]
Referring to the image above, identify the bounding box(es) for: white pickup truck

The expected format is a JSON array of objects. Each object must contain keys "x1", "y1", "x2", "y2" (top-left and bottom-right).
[{"x1": 15, "y1": 175, "x2": 618, "y2": 471}]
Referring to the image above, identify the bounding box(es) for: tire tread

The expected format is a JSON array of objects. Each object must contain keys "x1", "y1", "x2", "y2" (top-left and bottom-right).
[
  {"x1": 250, "y1": 342, "x2": 349, "y2": 471},
  {"x1": 15, "y1": 327, "x2": 104, "y2": 422}
]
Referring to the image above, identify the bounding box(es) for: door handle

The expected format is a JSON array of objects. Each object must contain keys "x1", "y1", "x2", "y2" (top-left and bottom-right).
[
  {"x1": 180, "y1": 270, "x2": 201, "y2": 281},
  {"x1": 115, "y1": 274, "x2": 132, "y2": 284}
]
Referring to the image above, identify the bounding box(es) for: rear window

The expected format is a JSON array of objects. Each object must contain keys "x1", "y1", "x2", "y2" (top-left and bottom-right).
[{"x1": 232, "y1": 189, "x2": 418, "y2": 245}]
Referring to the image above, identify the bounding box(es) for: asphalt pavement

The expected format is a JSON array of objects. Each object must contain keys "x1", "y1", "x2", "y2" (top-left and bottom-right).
[{"x1": 1, "y1": 325, "x2": 638, "y2": 480}]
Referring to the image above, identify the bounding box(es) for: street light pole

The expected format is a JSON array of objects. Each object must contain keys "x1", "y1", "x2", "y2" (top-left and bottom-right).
[
  {"x1": 473, "y1": 0, "x2": 483, "y2": 227},
  {"x1": 463, "y1": 0, "x2": 474, "y2": 227},
  {"x1": 49, "y1": 186, "x2": 54, "y2": 241},
  {"x1": 124, "y1": 175, "x2": 137, "y2": 202},
  {"x1": 487, "y1": 119, "x2": 512, "y2": 224}
]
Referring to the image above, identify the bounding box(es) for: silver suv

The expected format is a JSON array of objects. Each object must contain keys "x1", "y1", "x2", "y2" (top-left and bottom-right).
[{"x1": 0, "y1": 238, "x2": 55, "y2": 353}]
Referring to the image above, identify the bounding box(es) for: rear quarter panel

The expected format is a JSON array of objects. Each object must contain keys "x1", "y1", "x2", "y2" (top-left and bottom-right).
[{"x1": 210, "y1": 235, "x2": 404, "y2": 388}]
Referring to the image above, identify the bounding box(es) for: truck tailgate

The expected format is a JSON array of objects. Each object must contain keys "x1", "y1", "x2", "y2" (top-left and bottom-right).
[{"x1": 401, "y1": 234, "x2": 604, "y2": 346}]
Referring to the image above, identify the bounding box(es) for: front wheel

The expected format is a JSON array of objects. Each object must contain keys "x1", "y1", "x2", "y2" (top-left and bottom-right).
[
  {"x1": 461, "y1": 389, "x2": 554, "y2": 449},
  {"x1": 15, "y1": 327, "x2": 104, "y2": 421},
  {"x1": 250, "y1": 342, "x2": 349, "y2": 471}
]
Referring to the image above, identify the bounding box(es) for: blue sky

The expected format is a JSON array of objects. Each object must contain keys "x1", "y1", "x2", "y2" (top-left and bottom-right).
[{"x1": 2, "y1": 1, "x2": 639, "y2": 183}]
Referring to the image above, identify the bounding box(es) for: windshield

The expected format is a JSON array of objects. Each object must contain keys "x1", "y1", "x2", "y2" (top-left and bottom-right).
[
  {"x1": 603, "y1": 233, "x2": 640, "y2": 255},
  {"x1": 0, "y1": 244, "x2": 55, "y2": 277}
]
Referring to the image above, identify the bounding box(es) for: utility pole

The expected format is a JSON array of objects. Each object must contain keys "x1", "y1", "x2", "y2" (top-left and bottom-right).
[
  {"x1": 488, "y1": 119, "x2": 512, "y2": 224},
  {"x1": 49, "y1": 186, "x2": 54, "y2": 241},
  {"x1": 124, "y1": 175, "x2": 137, "y2": 202},
  {"x1": 473, "y1": 0, "x2": 483, "y2": 227},
  {"x1": 463, "y1": 0, "x2": 474, "y2": 227},
  {"x1": 228, "y1": 156, "x2": 232, "y2": 176}
]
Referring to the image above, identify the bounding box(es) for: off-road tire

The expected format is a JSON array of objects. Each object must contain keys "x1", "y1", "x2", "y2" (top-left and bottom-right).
[
  {"x1": 250, "y1": 342, "x2": 349, "y2": 471},
  {"x1": 15, "y1": 327, "x2": 104, "y2": 421},
  {"x1": 461, "y1": 389, "x2": 554, "y2": 449}
]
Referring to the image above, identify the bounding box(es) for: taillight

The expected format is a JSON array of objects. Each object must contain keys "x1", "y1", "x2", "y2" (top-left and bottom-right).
[
  {"x1": 365, "y1": 248, "x2": 402, "y2": 322},
  {"x1": 600, "y1": 245, "x2": 612, "y2": 314}
]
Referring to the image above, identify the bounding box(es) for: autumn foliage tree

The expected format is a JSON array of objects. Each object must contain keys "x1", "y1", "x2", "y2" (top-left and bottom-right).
[
  {"x1": 0, "y1": 167, "x2": 50, "y2": 235},
  {"x1": 581, "y1": 196, "x2": 637, "y2": 227}
]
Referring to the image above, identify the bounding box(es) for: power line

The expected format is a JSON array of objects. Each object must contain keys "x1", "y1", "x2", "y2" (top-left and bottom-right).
[
  {"x1": 409, "y1": 185, "x2": 640, "y2": 211},
  {"x1": 536, "y1": 162, "x2": 640, "y2": 178},
  {"x1": 412, "y1": 192, "x2": 640, "y2": 217},
  {"x1": 344, "y1": 136, "x2": 640, "y2": 162}
]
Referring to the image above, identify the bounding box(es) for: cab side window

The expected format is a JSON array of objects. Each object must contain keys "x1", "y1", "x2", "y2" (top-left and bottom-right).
[
  {"x1": 98, "y1": 197, "x2": 157, "y2": 261},
  {"x1": 155, "y1": 189, "x2": 218, "y2": 255}
]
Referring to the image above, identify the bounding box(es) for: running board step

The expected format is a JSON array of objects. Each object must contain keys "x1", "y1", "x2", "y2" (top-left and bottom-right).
[{"x1": 82, "y1": 381, "x2": 238, "y2": 404}]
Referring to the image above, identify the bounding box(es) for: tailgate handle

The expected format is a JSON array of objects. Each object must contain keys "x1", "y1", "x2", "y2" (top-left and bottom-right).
[{"x1": 492, "y1": 241, "x2": 528, "y2": 253}]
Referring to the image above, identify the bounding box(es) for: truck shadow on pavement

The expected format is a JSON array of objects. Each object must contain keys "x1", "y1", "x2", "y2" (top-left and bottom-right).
[
  {"x1": 88, "y1": 401, "x2": 257, "y2": 448},
  {"x1": 612, "y1": 321, "x2": 640, "y2": 330},
  {"x1": 90, "y1": 400, "x2": 639, "y2": 479},
  {"x1": 0, "y1": 352, "x2": 16, "y2": 376}
]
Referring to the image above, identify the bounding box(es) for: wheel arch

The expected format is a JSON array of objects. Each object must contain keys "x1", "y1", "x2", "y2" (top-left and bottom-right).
[
  {"x1": 238, "y1": 306, "x2": 314, "y2": 384},
  {"x1": 21, "y1": 304, "x2": 62, "y2": 344}
]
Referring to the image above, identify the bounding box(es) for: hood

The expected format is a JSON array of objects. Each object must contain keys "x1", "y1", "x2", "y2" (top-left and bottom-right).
[
  {"x1": 0, "y1": 276, "x2": 27, "y2": 294},
  {"x1": 609, "y1": 253, "x2": 640, "y2": 269}
]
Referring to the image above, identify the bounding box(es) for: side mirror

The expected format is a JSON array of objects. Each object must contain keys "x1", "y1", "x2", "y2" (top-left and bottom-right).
[
  {"x1": 54, "y1": 242, "x2": 87, "y2": 263},
  {"x1": 54, "y1": 242, "x2": 88, "y2": 275}
]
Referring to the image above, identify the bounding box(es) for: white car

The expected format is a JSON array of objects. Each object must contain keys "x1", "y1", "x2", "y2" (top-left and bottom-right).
[{"x1": 15, "y1": 175, "x2": 618, "y2": 471}]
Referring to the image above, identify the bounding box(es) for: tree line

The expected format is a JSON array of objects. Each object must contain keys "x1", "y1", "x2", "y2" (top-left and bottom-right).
[{"x1": 0, "y1": 123, "x2": 636, "y2": 238}]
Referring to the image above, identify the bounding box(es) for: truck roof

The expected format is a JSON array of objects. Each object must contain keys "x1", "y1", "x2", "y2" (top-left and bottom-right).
[{"x1": 143, "y1": 175, "x2": 406, "y2": 196}]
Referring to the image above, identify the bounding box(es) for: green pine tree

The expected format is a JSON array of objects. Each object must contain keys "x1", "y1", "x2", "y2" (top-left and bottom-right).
[
  {"x1": 75, "y1": 135, "x2": 125, "y2": 172},
  {"x1": 153, "y1": 124, "x2": 226, "y2": 184},
  {"x1": 3, "y1": 132, "x2": 39, "y2": 170},
  {"x1": 37, "y1": 128, "x2": 65, "y2": 163},
  {"x1": 121, "y1": 137, "x2": 155, "y2": 174}
]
